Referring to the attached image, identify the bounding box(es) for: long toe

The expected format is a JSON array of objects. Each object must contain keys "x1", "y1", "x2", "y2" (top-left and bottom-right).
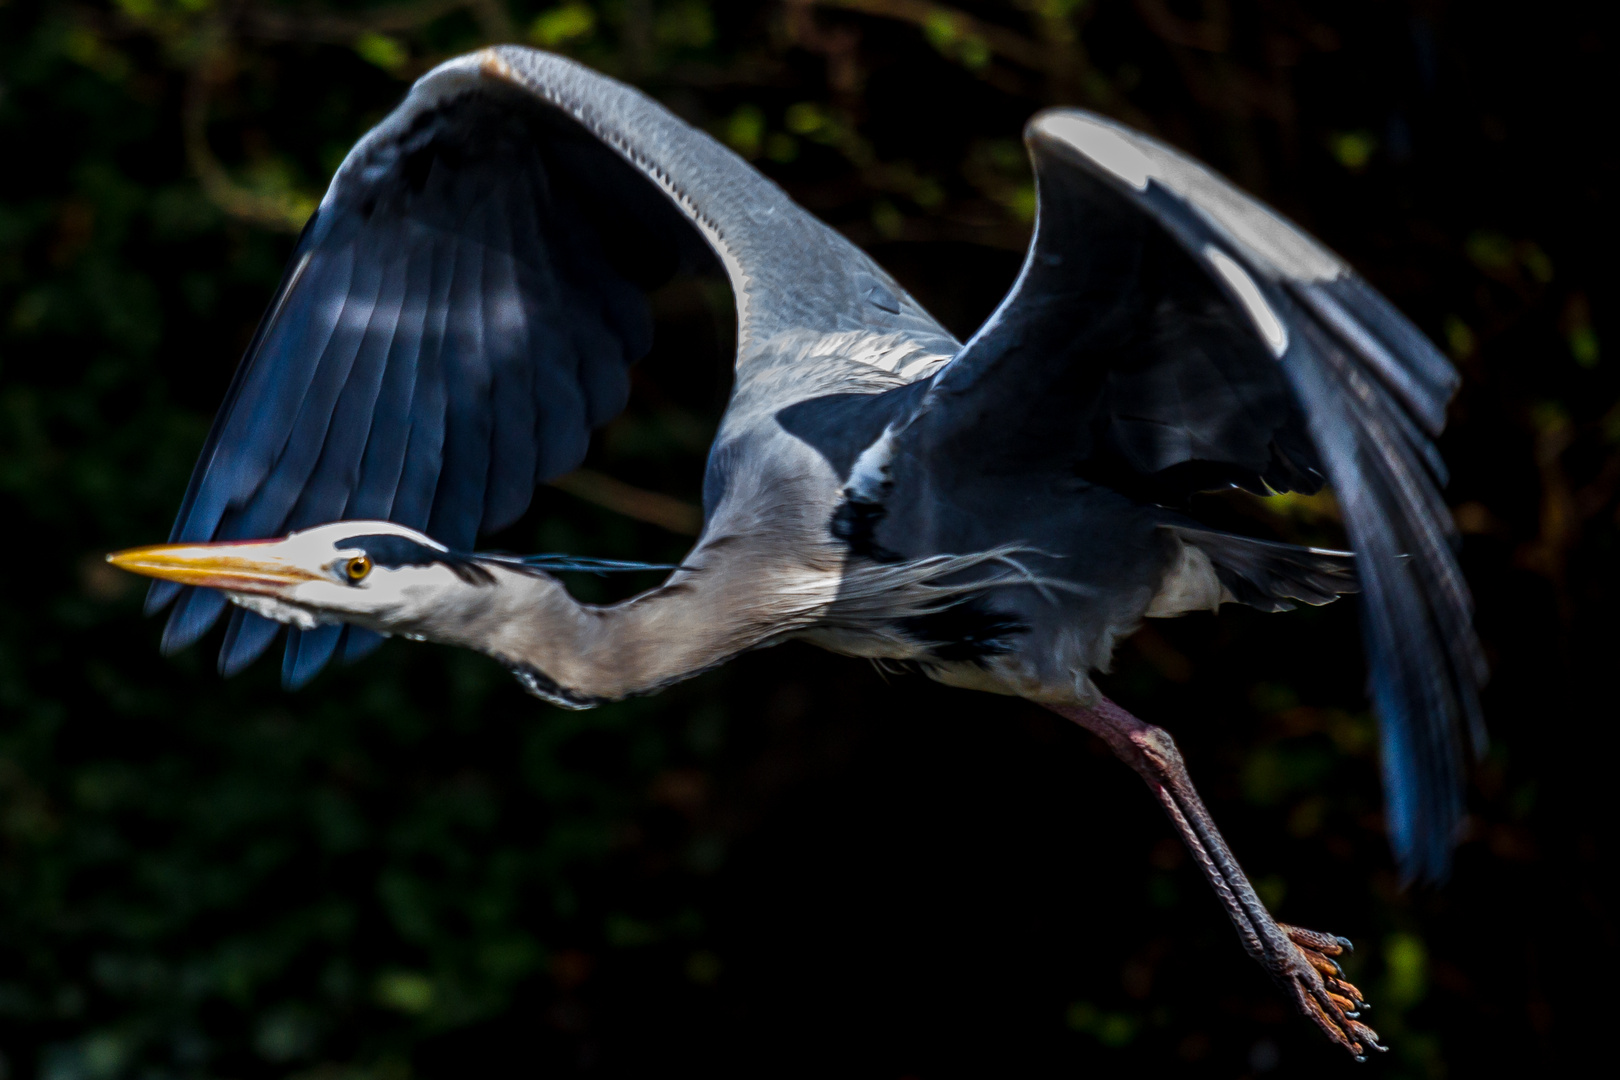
[{"x1": 1280, "y1": 922, "x2": 1350, "y2": 956}]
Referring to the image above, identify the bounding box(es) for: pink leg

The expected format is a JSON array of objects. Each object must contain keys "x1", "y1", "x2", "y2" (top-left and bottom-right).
[{"x1": 1047, "y1": 694, "x2": 1385, "y2": 1060}]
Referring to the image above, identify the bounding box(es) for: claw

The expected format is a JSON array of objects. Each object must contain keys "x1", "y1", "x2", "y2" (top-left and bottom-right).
[
  {"x1": 1348, "y1": 1020, "x2": 1387, "y2": 1052},
  {"x1": 1329, "y1": 976, "x2": 1368, "y2": 1012},
  {"x1": 1336, "y1": 936, "x2": 1354, "y2": 953}
]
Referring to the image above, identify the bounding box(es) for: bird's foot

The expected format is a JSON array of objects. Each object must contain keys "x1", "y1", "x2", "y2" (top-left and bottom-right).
[{"x1": 1276, "y1": 923, "x2": 1386, "y2": 1061}]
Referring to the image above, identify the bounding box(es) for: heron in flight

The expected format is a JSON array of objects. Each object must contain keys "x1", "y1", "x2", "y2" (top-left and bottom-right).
[{"x1": 110, "y1": 46, "x2": 1483, "y2": 1059}]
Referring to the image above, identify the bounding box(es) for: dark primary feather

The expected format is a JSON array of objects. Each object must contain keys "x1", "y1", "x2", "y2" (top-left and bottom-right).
[
  {"x1": 901, "y1": 111, "x2": 1483, "y2": 881},
  {"x1": 149, "y1": 79, "x2": 705, "y2": 687}
]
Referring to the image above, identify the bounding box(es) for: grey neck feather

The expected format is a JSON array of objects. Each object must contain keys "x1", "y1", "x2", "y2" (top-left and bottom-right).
[{"x1": 420, "y1": 556, "x2": 836, "y2": 708}]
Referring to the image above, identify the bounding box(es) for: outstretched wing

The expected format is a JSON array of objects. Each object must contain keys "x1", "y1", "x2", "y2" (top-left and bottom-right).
[
  {"x1": 917, "y1": 110, "x2": 1484, "y2": 882},
  {"x1": 153, "y1": 47, "x2": 954, "y2": 687}
]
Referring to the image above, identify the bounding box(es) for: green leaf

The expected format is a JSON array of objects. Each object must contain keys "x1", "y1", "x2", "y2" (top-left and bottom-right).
[
  {"x1": 354, "y1": 33, "x2": 407, "y2": 73},
  {"x1": 373, "y1": 971, "x2": 435, "y2": 1014},
  {"x1": 724, "y1": 104, "x2": 765, "y2": 159},
  {"x1": 1383, "y1": 933, "x2": 1428, "y2": 1009},
  {"x1": 530, "y1": 3, "x2": 597, "y2": 49},
  {"x1": 1328, "y1": 131, "x2": 1376, "y2": 171}
]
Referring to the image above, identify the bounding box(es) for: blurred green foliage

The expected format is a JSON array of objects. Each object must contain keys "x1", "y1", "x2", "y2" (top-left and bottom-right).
[{"x1": 1, "y1": 1, "x2": 1615, "y2": 1077}]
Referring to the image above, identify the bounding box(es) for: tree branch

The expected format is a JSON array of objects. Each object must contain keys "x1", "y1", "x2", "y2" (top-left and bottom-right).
[
  {"x1": 183, "y1": 50, "x2": 315, "y2": 234},
  {"x1": 806, "y1": 0, "x2": 1049, "y2": 71},
  {"x1": 237, "y1": 0, "x2": 474, "y2": 44},
  {"x1": 549, "y1": 470, "x2": 704, "y2": 536}
]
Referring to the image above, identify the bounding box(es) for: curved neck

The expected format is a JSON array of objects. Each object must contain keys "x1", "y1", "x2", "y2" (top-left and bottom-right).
[{"x1": 432, "y1": 556, "x2": 833, "y2": 707}]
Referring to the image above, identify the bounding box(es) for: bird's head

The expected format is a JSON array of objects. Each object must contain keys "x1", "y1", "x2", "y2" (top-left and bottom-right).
[{"x1": 108, "y1": 521, "x2": 501, "y2": 638}]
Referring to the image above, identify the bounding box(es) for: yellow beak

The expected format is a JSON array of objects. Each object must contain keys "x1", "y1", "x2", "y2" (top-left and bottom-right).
[{"x1": 106, "y1": 540, "x2": 323, "y2": 594}]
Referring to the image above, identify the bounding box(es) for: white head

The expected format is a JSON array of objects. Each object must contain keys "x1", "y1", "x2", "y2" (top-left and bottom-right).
[
  {"x1": 111, "y1": 521, "x2": 702, "y2": 708},
  {"x1": 108, "y1": 521, "x2": 508, "y2": 640}
]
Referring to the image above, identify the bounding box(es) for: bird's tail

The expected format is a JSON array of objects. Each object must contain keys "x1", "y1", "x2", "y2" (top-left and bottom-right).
[{"x1": 1165, "y1": 525, "x2": 1358, "y2": 613}]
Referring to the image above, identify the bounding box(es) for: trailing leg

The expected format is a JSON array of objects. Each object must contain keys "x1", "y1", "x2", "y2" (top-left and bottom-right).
[{"x1": 1046, "y1": 694, "x2": 1384, "y2": 1060}]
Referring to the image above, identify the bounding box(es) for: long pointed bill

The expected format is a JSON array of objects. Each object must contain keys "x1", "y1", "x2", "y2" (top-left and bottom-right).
[{"x1": 107, "y1": 539, "x2": 322, "y2": 596}]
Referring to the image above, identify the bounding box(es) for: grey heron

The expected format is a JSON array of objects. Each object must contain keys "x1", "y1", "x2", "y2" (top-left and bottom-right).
[{"x1": 108, "y1": 45, "x2": 1486, "y2": 1060}]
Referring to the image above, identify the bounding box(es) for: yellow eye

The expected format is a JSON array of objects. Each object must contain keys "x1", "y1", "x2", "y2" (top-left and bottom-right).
[{"x1": 345, "y1": 555, "x2": 372, "y2": 582}]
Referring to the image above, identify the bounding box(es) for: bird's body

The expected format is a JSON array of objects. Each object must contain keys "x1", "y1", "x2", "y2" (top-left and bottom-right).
[{"x1": 111, "y1": 46, "x2": 1486, "y2": 1060}]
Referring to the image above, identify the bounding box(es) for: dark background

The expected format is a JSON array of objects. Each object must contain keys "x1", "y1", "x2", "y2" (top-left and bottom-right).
[{"x1": 0, "y1": 1, "x2": 1613, "y2": 1077}]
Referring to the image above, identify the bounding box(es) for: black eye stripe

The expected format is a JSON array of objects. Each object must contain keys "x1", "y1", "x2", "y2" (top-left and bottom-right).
[
  {"x1": 336, "y1": 534, "x2": 494, "y2": 585},
  {"x1": 338, "y1": 534, "x2": 442, "y2": 568}
]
